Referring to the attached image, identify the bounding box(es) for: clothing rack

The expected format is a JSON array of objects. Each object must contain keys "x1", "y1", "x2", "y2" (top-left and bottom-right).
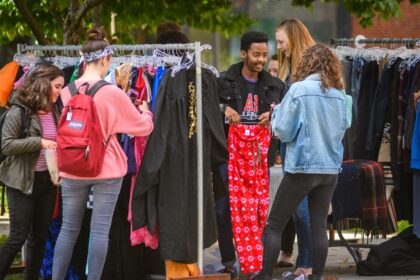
[
  {"x1": 329, "y1": 37, "x2": 420, "y2": 264},
  {"x1": 331, "y1": 35, "x2": 420, "y2": 48},
  {"x1": 17, "y1": 43, "x2": 205, "y2": 55},
  {"x1": 16, "y1": 42, "x2": 207, "y2": 271}
]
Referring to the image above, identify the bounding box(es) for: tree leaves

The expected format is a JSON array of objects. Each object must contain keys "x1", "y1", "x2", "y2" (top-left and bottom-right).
[
  {"x1": 1, "y1": 0, "x2": 418, "y2": 44},
  {"x1": 1, "y1": 0, "x2": 254, "y2": 44},
  {"x1": 290, "y1": 0, "x2": 418, "y2": 27}
]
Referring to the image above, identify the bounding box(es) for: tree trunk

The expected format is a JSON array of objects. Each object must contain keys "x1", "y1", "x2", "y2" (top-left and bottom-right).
[
  {"x1": 63, "y1": 0, "x2": 105, "y2": 45},
  {"x1": 63, "y1": 24, "x2": 83, "y2": 45},
  {"x1": 13, "y1": 0, "x2": 49, "y2": 45},
  {"x1": 92, "y1": 5, "x2": 101, "y2": 27}
]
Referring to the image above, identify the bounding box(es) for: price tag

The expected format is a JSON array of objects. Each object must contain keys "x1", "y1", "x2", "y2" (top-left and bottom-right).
[{"x1": 66, "y1": 112, "x2": 72, "y2": 121}]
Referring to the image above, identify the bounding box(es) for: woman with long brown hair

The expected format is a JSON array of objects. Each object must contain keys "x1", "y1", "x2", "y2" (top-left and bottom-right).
[
  {"x1": 253, "y1": 44, "x2": 351, "y2": 280},
  {"x1": 0, "y1": 64, "x2": 64, "y2": 280}
]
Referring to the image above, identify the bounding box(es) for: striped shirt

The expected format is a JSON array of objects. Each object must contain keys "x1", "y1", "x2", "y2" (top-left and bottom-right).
[{"x1": 34, "y1": 112, "x2": 57, "y2": 171}]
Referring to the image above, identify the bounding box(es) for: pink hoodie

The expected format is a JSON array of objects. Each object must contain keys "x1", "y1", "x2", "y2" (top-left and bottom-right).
[{"x1": 60, "y1": 80, "x2": 153, "y2": 179}]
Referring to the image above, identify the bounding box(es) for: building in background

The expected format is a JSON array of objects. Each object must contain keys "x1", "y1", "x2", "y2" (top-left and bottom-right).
[
  {"x1": 189, "y1": 0, "x2": 419, "y2": 71},
  {"x1": 190, "y1": 0, "x2": 346, "y2": 70},
  {"x1": 350, "y1": 0, "x2": 420, "y2": 40}
]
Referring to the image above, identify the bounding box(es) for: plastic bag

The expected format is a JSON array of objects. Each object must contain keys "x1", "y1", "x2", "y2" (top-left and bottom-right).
[{"x1": 45, "y1": 149, "x2": 60, "y2": 185}]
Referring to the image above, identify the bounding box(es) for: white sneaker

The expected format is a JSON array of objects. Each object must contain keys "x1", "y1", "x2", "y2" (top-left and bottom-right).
[{"x1": 281, "y1": 271, "x2": 305, "y2": 280}]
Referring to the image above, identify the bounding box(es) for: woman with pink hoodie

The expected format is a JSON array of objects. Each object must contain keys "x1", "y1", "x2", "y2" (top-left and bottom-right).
[{"x1": 52, "y1": 27, "x2": 153, "y2": 280}]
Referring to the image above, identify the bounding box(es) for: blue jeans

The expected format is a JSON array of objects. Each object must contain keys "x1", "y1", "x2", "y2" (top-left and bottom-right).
[
  {"x1": 280, "y1": 143, "x2": 313, "y2": 268},
  {"x1": 351, "y1": 58, "x2": 366, "y2": 118},
  {"x1": 52, "y1": 177, "x2": 123, "y2": 280}
]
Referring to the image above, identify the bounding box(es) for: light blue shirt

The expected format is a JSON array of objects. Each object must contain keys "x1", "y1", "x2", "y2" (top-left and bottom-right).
[{"x1": 271, "y1": 74, "x2": 352, "y2": 174}]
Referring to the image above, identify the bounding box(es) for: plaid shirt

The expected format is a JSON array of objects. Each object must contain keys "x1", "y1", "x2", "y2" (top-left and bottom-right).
[{"x1": 344, "y1": 160, "x2": 388, "y2": 239}]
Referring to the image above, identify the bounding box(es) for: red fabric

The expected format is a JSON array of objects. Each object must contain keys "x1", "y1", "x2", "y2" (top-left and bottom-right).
[
  {"x1": 228, "y1": 124, "x2": 271, "y2": 274},
  {"x1": 128, "y1": 135, "x2": 159, "y2": 249},
  {"x1": 52, "y1": 186, "x2": 59, "y2": 219}
]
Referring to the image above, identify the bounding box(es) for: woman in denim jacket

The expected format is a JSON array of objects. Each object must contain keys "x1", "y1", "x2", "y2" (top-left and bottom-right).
[{"x1": 253, "y1": 44, "x2": 351, "y2": 280}]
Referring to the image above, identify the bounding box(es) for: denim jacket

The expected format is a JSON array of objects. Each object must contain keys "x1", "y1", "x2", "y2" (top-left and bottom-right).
[{"x1": 271, "y1": 74, "x2": 352, "y2": 174}]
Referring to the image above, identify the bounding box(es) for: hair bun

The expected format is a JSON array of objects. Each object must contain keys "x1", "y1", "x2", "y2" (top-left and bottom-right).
[{"x1": 87, "y1": 27, "x2": 107, "y2": 41}]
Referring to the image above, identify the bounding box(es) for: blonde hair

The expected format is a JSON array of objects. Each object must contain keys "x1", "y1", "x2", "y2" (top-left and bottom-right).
[
  {"x1": 276, "y1": 19, "x2": 315, "y2": 82},
  {"x1": 293, "y1": 44, "x2": 344, "y2": 91}
]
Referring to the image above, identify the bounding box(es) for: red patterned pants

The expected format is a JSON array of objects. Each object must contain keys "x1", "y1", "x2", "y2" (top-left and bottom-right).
[{"x1": 227, "y1": 124, "x2": 270, "y2": 274}]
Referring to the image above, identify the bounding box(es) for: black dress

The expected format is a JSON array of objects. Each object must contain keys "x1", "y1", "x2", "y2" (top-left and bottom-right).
[{"x1": 131, "y1": 67, "x2": 228, "y2": 263}]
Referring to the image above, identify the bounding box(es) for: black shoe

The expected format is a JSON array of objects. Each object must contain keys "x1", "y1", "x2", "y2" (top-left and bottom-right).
[
  {"x1": 275, "y1": 260, "x2": 294, "y2": 268},
  {"x1": 308, "y1": 274, "x2": 321, "y2": 280},
  {"x1": 249, "y1": 272, "x2": 272, "y2": 280},
  {"x1": 217, "y1": 266, "x2": 238, "y2": 280}
]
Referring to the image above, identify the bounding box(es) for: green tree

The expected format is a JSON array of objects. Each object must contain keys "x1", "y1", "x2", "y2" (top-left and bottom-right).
[
  {"x1": 1, "y1": 0, "x2": 419, "y2": 45},
  {"x1": 0, "y1": 0, "x2": 255, "y2": 45},
  {"x1": 291, "y1": 0, "x2": 420, "y2": 27}
]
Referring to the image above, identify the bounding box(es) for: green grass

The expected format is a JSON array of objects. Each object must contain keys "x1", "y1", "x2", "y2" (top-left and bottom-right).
[
  {"x1": 5, "y1": 274, "x2": 24, "y2": 280},
  {"x1": 397, "y1": 220, "x2": 412, "y2": 233},
  {"x1": 1, "y1": 185, "x2": 8, "y2": 214}
]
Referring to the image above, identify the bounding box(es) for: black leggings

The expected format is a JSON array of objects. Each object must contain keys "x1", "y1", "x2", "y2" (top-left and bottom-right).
[
  {"x1": 0, "y1": 171, "x2": 56, "y2": 280},
  {"x1": 260, "y1": 173, "x2": 338, "y2": 277}
]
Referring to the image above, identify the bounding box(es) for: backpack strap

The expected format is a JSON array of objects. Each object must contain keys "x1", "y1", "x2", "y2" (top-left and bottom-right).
[
  {"x1": 1, "y1": 184, "x2": 5, "y2": 216},
  {"x1": 11, "y1": 104, "x2": 30, "y2": 138},
  {"x1": 68, "y1": 82, "x2": 78, "y2": 97},
  {"x1": 87, "y1": 80, "x2": 110, "y2": 97}
]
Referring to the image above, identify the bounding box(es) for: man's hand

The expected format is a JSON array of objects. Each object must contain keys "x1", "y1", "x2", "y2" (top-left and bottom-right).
[
  {"x1": 225, "y1": 106, "x2": 240, "y2": 124},
  {"x1": 258, "y1": 112, "x2": 270, "y2": 126}
]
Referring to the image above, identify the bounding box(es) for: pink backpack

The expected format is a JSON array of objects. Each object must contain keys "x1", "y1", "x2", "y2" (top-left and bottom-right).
[{"x1": 57, "y1": 81, "x2": 109, "y2": 177}]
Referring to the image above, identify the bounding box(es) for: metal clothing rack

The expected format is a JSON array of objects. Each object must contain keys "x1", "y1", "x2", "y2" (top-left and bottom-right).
[
  {"x1": 17, "y1": 43, "x2": 207, "y2": 271},
  {"x1": 17, "y1": 43, "x2": 199, "y2": 55},
  {"x1": 331, "y1": 35, "x2": 420, "y2": 48}
]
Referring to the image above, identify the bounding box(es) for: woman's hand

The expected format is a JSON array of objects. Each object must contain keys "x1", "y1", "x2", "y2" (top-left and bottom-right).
[
  {"x1": 41, "y1": 139, "x2": 57, "y2": 149},
  {"x1": 137, "y1": 101, "x2": 150, "y2": 113}
]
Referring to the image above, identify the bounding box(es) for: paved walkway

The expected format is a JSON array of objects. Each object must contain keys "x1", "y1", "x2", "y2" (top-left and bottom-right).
[
  {"x1": 201, "y1": 165, "x2": 420, "y2": 279},
  {"x1": 203, "y1": 238, "x2": 420, "y2": 279},
  {"x1": 2, "y1": 166, "x2": 420, "y2": 279}
]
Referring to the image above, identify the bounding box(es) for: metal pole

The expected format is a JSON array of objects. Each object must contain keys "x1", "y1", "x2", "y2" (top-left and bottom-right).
[
  {"x1": 19, "y1": 44, "x2": 197, "y2": 53},
  {"x1": 212, "y1": 32, "x2": 220, "y2": 70},
  {"x1": 330, "y1": 37, "x2": 420, "y2": 47},
  {"x1": 195, "y1": 41, "x2": 204, "y2": 272},
  {"x1": 17, "y1": 44, "x2": 23, "y2": 55}
]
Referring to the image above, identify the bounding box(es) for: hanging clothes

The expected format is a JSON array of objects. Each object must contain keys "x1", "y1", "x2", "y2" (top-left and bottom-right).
[
  {"x1": 128, "y1": 136, "x2": 158, "y2": 249},
  {"x1": 411, "y1": 96, "x2": 420, "y2": 238},
  {"x1": 151, "y1": 66, "x2": 167, "y2": 111},
  {"x1": 131, "y1": 67, "x2": 228, "y2": 263},
  {"x1": 115, "y1": 64, "x2": 133, "y2": 93},
  {"x1": 354, "y1": 60, "x2": 379, "y2": 159},
  {"x1": 227, "y1": 124, "x2": 270, "y2": 274},
  {"x1": 342, "y1": 160, "x2": 388, "y2": 238},
  {"x1": 102, "y1": 176, "x2": 164, "y2": 280},
  {"x1": 0, "y1": 61, "x2": 20, "y2": 107},
  {"x1": 337, "y1": 48, "x2": 420, "y2": 224}
]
